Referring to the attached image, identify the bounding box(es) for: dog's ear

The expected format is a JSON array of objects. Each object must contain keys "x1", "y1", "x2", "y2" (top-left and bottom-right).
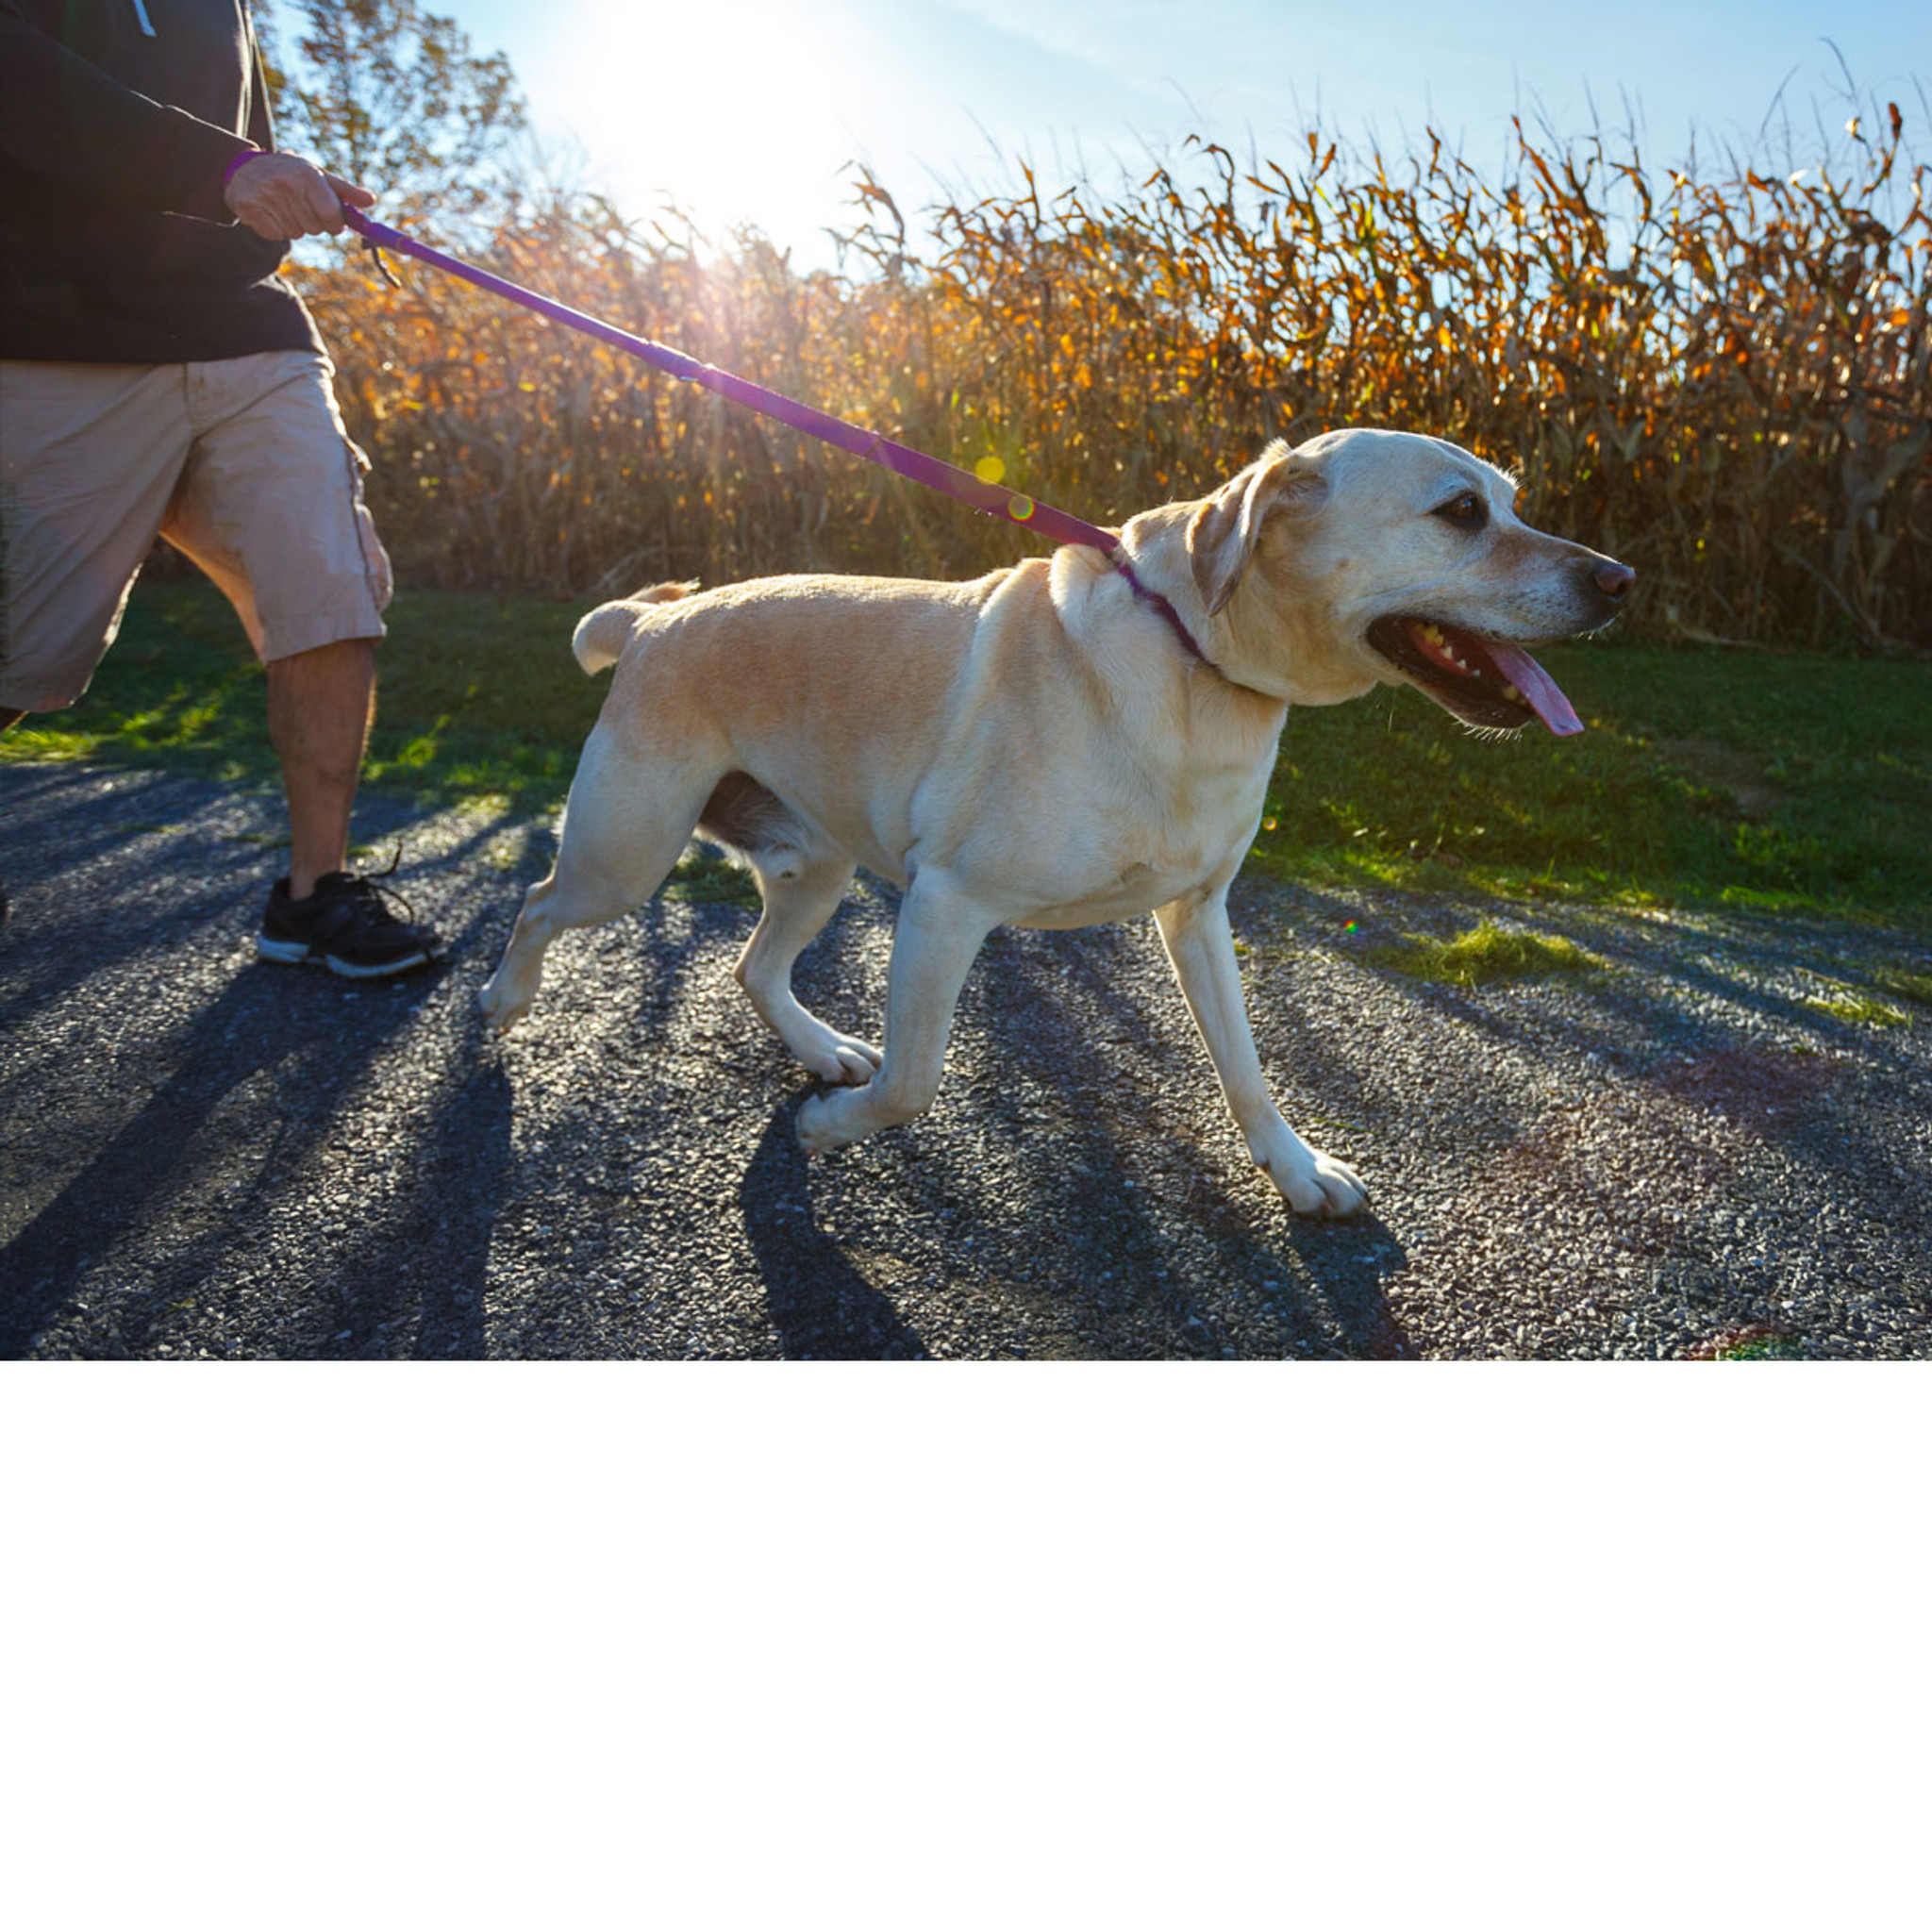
[{"x1": 1188, "y1": 442, "x2": 1327, "y2": 616}]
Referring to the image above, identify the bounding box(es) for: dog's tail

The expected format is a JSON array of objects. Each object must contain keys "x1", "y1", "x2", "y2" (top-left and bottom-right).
[{"x1": 571, "y1": 580, "x2": 700, "y2": 675}]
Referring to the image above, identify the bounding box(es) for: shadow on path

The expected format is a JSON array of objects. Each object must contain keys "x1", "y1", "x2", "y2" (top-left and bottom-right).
[
  {"x1": 1, "y1": 960, "x2": 508, "y2": 1359},
  {"x1": 739, "y1": 1096, "x2": 927, "y2": 1360},
  {"x1": 960, "y1": 924, "x2": 1417, "y2": 1357}
]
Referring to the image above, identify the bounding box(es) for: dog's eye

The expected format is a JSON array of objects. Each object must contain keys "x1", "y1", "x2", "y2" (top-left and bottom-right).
[{"x1": 1434, "y1": 492, "x2": 1487, "y2": 527}]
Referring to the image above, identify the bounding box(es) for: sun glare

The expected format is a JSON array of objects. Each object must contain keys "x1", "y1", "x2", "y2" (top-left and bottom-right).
[{"x1": 544, "y1": 0, "x2": 880, "y2": 248}]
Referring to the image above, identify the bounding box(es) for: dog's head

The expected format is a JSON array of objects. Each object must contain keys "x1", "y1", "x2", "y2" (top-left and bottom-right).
[{"x1": 1141, "y1": 428, "x2": 1633, "y2": 733}]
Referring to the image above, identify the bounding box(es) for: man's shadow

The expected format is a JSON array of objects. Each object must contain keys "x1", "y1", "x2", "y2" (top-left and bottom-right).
[{"x1": 1, "y1": 963, "x2": 508, "y2": 1359}]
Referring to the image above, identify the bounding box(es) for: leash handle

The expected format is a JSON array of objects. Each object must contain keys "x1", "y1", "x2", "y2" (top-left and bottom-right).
[{"x1": 336, "y1": 208, "x2": 1207, "y2": 661}]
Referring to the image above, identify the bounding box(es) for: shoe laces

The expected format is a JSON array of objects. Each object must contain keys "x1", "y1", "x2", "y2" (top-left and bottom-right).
[{"x1": 324, "y1": 845, "x2": 425, "y2": 934}]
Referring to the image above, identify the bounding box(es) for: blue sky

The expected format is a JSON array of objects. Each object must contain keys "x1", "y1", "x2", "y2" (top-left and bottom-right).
[{"x1": 441, "y1": 0, "x2": 1928, "y2": 252}]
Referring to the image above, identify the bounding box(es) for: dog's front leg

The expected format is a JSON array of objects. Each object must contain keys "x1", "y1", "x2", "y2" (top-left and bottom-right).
[
  {"x1": 796, "y1": 872, "x2": 994, "y2": 1155},
  {"x1": 1154, "y1": 889, "x2": 1367, "y2": 1216}
]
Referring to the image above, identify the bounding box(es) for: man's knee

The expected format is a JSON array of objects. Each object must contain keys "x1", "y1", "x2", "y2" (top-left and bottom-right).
[
  {"x1": 267, "y1": 635, "x2": 378, "y2": 680},
  {"x1": 266, "y1": 637, "x2": 377, "y2": 710}
]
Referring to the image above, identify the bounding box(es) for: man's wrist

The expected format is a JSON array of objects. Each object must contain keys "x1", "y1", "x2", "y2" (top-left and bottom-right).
[{"x1": 221, "y1": 146, "x2": 263, "y2": 193}]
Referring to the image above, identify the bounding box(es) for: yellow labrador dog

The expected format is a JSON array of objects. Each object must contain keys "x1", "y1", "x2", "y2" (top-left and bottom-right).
[{"x1": 480, "y1": 428, "x2": 1632, "y2": 1215}]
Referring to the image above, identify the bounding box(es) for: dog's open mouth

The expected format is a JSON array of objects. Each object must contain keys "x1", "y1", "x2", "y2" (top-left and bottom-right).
[{"x1": 1366, "y1": 617, "x2": 1584, "y2": 736}]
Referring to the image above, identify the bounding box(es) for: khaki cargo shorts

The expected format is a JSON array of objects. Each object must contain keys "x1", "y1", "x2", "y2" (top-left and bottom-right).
[{"x1": 0, "y1": 349, "x2": 391, "y2": 712}]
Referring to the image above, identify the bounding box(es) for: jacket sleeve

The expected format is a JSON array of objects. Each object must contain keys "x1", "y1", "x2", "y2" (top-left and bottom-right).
[
  {"x1": 0, "y1": 3, "x2": 255, "y2": 223},
  {"x1": 242, "y1": 10, "x2": 278, "y2": 155}
]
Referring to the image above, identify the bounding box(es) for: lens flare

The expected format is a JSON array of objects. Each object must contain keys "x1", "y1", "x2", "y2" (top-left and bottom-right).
[{"x1": 1686, "y1": 1324, "x2": 1800, "y2": 1361}]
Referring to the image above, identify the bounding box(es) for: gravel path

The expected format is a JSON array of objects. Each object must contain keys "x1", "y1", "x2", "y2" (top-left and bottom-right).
[{"x1": 4, "y1": 760, "x2": 1927, "y2": 1359}]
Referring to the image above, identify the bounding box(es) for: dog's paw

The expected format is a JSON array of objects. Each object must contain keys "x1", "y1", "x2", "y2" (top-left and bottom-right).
[
  {"x1": 800, "y1": 1032, "x2": 882, "y2": 1087},
  {"x1": 795, "y1": 1090, "x2": 843, "y2": 1155},
  {"x1": 1261, "y1": 1145, "x2": 1368, "y2": 1218},
  {"x1": 475, "y1": 982, "x2": 525, "y2": 1036}
]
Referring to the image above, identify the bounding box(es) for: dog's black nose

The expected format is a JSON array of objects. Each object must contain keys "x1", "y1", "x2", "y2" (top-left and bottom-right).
[{"x1": 1591, "y1": 558, "x2": 1635, "y2": 602}]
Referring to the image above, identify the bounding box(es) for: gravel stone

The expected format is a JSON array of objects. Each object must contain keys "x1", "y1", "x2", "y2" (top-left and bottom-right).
[{"x1": 2, "y1": 760, "x2": 1927, "y2": 1359}]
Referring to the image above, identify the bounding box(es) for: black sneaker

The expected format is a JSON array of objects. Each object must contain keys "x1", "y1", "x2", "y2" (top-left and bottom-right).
[{"x1": 258, "y1": 864, "x2": 437, "y2": 979}]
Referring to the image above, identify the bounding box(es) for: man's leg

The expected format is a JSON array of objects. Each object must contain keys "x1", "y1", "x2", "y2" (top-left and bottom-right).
[
  {"x1": 0, "y1": 362, "x2": 191, "y2": 715},
  {"x1": 165, "y1": 352, "x2": 433, "y2": 975},
  {"x1": 2, "y1": 361, "x2": 196, "y2": 928},
  {"x1": 265, "y1": 636, "x2": 376, "y2": 900},
  {"x1": 256, "y1": 630, "x2": 432, "y2": 977}
]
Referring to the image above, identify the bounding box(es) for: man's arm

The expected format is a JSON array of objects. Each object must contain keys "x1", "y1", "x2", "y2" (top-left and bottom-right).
[
  {"x1": 0, "y1": 2, "x2": 252, "y2": 221},
  {"x1": 0, "y1": 3, "x2": 373, "y2": 237}
]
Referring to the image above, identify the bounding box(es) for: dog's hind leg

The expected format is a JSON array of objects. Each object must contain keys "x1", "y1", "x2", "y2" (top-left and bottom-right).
[
  {"x1": 734, "y1": 849, "x2": 881, "y2": 1086},
  {"x1": 479, "y1": 729, "x2": 717, "y2": 1034}
]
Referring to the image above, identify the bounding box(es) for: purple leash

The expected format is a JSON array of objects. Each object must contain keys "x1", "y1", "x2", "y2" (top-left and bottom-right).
[{"x1": 340, "y1": 208, "x2": 1206, "y2": 663}]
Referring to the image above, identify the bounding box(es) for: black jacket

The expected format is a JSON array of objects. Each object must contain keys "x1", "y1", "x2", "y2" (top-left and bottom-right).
[{"x1": 0, "y1": 0, "x2": 320, "y2": 362}]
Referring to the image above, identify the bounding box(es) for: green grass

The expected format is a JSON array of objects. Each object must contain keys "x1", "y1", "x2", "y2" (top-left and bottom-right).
[
  {"x1": 6, "y1": 580, "x2": 1931, "y2": 926},
  {"x1": 1872, "y1": 966, "x2": 1932, "y2": 1006},
  {"x1": 1801, "y1": 968, "x2": 1919, "y2": 1029},
  {"x1": 663, "y1": 846, "x2": 760, "y2": 906},
  {"x1": 1362, "y1": 920, "x2": 1607, "y2": 988},
  {"x1": 1, "y1": 582, "x2": 603, "y2": 803},
  {"x1": 1803, "y1": 992, "x2": 1913, "y2": 1028},
  {"x1": 1250, "y1": 639, "x2": 1932, "y2": 924}
]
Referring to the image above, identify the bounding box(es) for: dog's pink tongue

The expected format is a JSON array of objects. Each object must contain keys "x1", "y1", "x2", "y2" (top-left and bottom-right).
[{"x1": 1485, "y1": 642, "x2": 1584, "y2": 736}]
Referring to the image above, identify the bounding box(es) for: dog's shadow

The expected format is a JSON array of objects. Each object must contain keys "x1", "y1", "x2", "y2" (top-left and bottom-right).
[
  {"x1": 738, "y1": 1095, "x2": 928, "y2": 1360},
  {"x1": 965, "y1": 924, "x2": 1416, "y2": 1357},
  {"x1": 728, "y1": 908, "x2": 1417, "y2": 1360},
  {"x1": 735, "y1": 1103, "x2": 1412, "y2": 1364}
]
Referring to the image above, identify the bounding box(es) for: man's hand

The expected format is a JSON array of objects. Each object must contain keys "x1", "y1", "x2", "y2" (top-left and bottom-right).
[{"x1": 224, "y1": 153, "x2": 375, "y2": 241}]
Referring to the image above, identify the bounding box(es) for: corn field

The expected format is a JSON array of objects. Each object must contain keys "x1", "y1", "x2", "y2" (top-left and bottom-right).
[{"x1": 296, "y1": 111, "x2": 1930, "y2": 652}]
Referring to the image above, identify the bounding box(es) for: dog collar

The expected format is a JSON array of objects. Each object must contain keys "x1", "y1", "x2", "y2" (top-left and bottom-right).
[{"x1": 1112, "y1": 556, "x2": 1208, "y2": 664}]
